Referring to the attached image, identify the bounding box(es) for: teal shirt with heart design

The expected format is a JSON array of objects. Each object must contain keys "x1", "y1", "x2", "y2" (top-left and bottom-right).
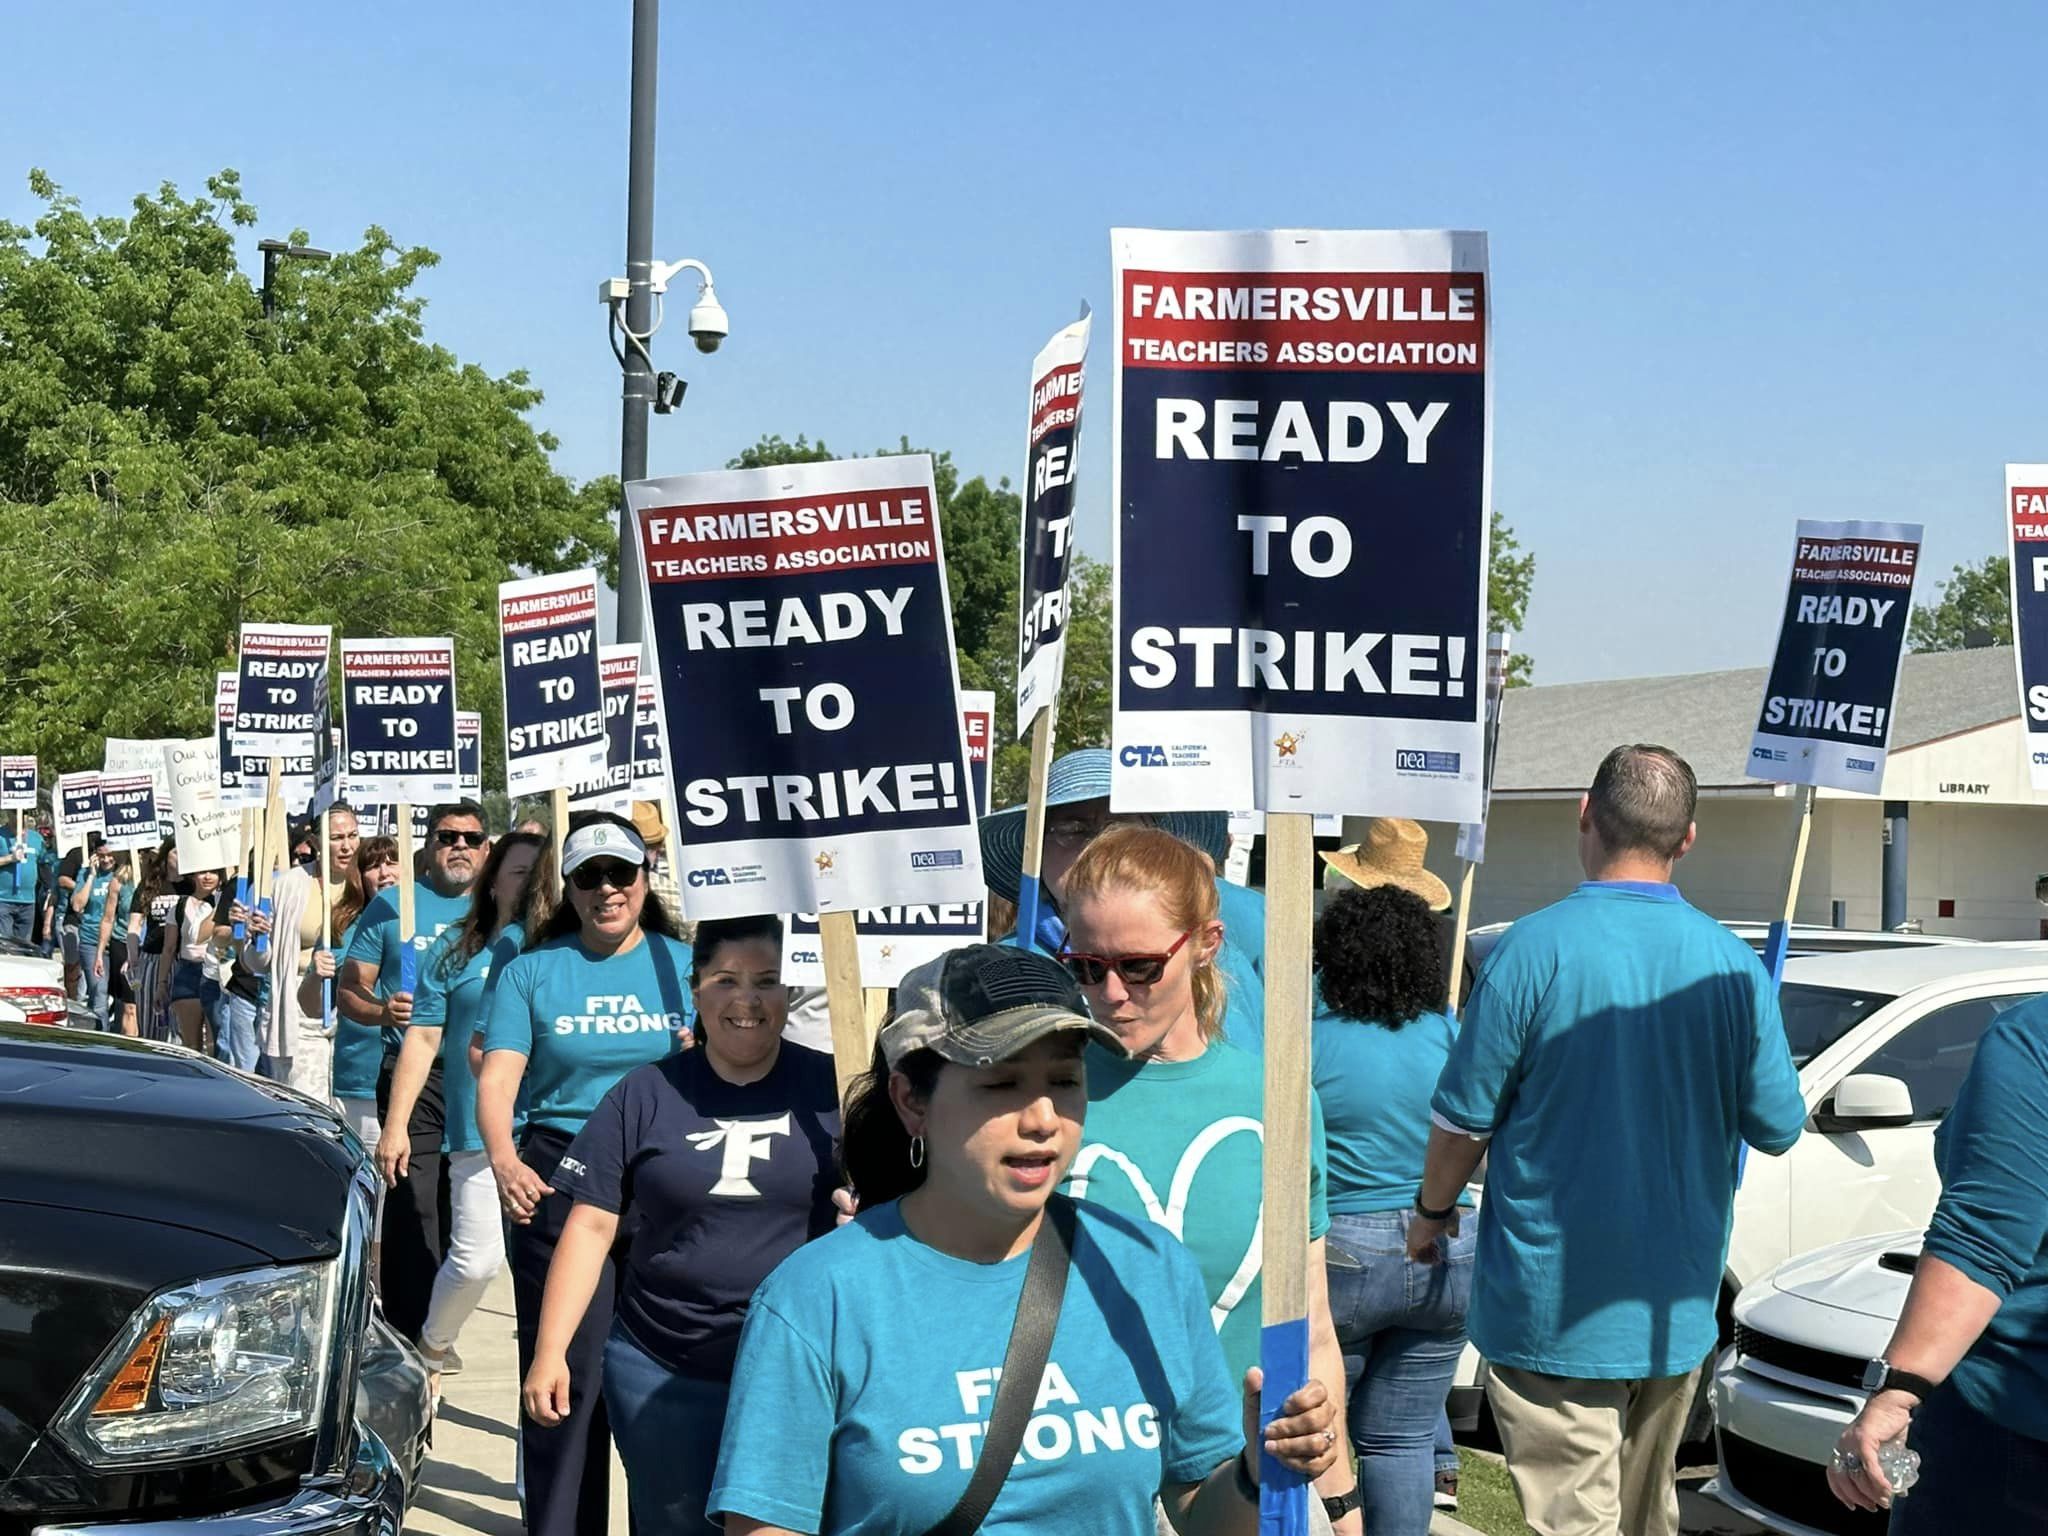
[{"x1": 1063, "y1": 1038, "x2": 1329, "y2": 1383}]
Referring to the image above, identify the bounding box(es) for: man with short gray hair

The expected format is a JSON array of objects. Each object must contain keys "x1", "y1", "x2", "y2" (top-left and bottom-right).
[{"x1": 1407, "y1": 744, "x2": 1807, "y2": 1536}]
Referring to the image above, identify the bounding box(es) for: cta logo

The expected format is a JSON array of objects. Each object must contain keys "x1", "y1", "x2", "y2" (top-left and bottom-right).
[
  {"x1": 1120, "y1": 744, "x2": 1168, "y2": 767},
  {"x1": 910, "y1": 849, "x2": 964, "y2": 870},
  {"x1": 1394, "y1": 749, "x2": 1461, "y2": 775},
  {"x1": 1751, "y1": 747, "x2": 1788, "y2": 764},
  {"x1": 687, "y1": 867, "x2": 733, "y2": 888},
  {"x1": 1845, "y1": 756, "x2": 1877, "y2": 773}
]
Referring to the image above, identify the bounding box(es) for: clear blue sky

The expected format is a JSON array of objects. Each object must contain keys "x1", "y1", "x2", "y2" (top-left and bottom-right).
[{"x1": 7, "y1": 1, "x2": 2042, "y2": 684}]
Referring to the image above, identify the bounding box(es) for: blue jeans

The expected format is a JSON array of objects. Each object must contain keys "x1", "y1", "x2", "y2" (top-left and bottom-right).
[
  {"x1": 1326, "y1": 1208, "x2": 1476, "y2": 1536},
  {"x1": 1890, "y1": 1381, "x2": 2048, "y2": 1532},
  {"x1": 216, "y1": 990, "x2": 262, "y2": 1071},
  {"x1": 0, "y1": 902, "x2": 31, "y2": 943},
  {"x1": 601, "y1": 1322, "x2": 729, "y2": 1534},
  {"x1": 74, "y1": 947, "x2": 111, "y2": 1030}
]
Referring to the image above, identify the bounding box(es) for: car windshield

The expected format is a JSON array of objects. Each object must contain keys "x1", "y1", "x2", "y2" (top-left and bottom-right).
[{"x1": 1778, "y1": 983, "x2": 1896, "y2": 1066}]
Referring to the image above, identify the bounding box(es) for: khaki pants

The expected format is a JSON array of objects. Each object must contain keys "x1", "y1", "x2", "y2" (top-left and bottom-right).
[{"x1": 1486, "y1": 1361, "x2": 1705, "y2": 1536}]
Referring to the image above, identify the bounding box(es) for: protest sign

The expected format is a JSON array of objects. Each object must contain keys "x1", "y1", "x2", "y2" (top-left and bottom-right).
[
  {"x1": 568, "y1": 645, "x2": 641, "y2": 815},
  {"x1": 341, "y1": 638, "x2": 460, "y2": 804},
  {"x1": 631, "y1": 676, "x2": 668, "y2": 800},
  {"x1": 1109, "y1": 228, "x2": 1490, "y2": 826},
  {"x1": 1226, "y1": 809, "x2": 1341, "y2": 838},
  {"x1": 1749, "y1": 519, "x2": 1922, "y2": 793},
  {"x1": 104, "y1": 737, "x2": 177, "y2": 837},
  {"x1": 2007, "y1": 466, "x2": 2048, "y2": 790},
  {"x1": 100, "y1": 772, "x2": 159, "y2": 852},
  {"x1": 215, "y1": 672, "x2": 261, "y2": 807},
  {"x1": 168, "y1": 738, "x2": 240, "y2": 872},
  {"x1": 1453, "y1": 631, "x2": 1513, "y2": 864},
  {"x1": 233, "y1": 623, "x2": 332, "y2": 759},
  {"x1": 787, "y1": 690, "x2": 993, "y2": 987},
  {"x1": 623, "y1": 455, "x2": 983, "y2": 920},
  {"x1": 1017, "y1": 314, "x2": 1090, "y2": 734},
  {"x1": 56, "y1": 773, "x2": 102, "y2": 855},
  {"x1": 1, "y1": 757, "x2": 36, "y2": 813},
  {"x1": 456, "y1": 711, "x2": 483, "y2": 796},
  {"x1": 498, "y1": 570, "x2": 606, "y2": 798}
]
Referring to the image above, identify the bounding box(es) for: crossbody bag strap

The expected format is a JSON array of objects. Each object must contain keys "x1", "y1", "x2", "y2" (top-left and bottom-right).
[{"x1": 919, "y1": 1193, "x2": 1079, "y2": 1536}]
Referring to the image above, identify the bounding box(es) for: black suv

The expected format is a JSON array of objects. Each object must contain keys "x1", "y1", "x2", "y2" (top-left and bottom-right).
[{"x1": 0, "y1": 1022, "x2": 428, "y2": 1535}]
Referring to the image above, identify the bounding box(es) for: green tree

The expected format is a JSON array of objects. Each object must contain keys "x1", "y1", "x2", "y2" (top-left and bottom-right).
[
  {"x1": 1488, "y1": 509, "x2": 1537, "y2": 684},
  {"x1": 1909, "y1": 554, "x2": 2012, "y2": 651},
  {"x1": 0, "y1": 170, "x2": 616, "y2": 779}
]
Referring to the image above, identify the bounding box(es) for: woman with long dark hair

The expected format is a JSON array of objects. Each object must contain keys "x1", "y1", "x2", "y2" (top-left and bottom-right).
[
  {"x1": 379, "y1": 831, "x2": 548, "y2": 1392},
  {"x1": 709, "y1": 943, "x2": 1340, "y2": 1535},
  {"x1": 478, "y1": 811, "x2": 695, "y2": 1536},
  {"x1": 130, "y1": 838, "x2": 182, "y2": 1045},
  {"x1": 523, "y1": 913, "x2": 837, "y2": 1533}
]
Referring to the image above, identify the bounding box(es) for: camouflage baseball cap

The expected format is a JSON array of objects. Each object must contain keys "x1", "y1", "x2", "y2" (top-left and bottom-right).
[{"x1": 879, "y1": 944, "x2": 1126, "y2": 1070}]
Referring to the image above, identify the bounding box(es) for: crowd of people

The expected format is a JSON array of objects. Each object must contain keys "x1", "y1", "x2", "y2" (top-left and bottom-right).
[{"x1": 6, "y1": 734, "x2": 2044, "y2": 1535}]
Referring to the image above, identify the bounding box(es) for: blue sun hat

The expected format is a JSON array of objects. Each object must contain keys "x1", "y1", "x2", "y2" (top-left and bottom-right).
[{"x1": 977, "y1": 747, "x2": 1231, "y2": 904}]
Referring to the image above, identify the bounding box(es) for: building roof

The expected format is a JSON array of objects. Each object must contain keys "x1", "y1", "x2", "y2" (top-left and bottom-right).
[{"x1": 1492, "y1": 646, "x2": 2020, "y2": 793}]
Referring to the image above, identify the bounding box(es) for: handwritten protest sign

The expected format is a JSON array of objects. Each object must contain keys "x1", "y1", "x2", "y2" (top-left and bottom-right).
[
  {"x1": 1750, "y1": 519, "x2": 1922, "y2": 793},
  {"x1": 498, "y1": 571, "x2": 606, "y2": 796},
  {"x1": 623, "y1": 456, "x2": 983, "y2": 920},
  {"x1": 1, "y1": 757, "x2": 35, "y2": 812},
  {"x1": 568, "y1": 645, "x2": 642, "y2": 815},
  {"x1": 169, "y1": 738, "x2": 241, "y2": 872},
  {"x1": 341, "y1": 638, "x2": 460, "y2": 804},
  {"x1": 787, "y1": 690, "x2": 993, "y2": 986},
  {"x1": 56, "y1": 772, "x2": 102, "y2": 855},
  {"x1": 233, "y1": 623, "x2": 332, "y2": 760},
  {"x1": 1017, "y1": 315, "x2": 1090, "y2": 734},
  {"x1": 2007, "y1": 466, "x2": 2048, "y2": 790},
  {"x1": 1109, "y1": 228, "x2": 1490, "y2": 824}
]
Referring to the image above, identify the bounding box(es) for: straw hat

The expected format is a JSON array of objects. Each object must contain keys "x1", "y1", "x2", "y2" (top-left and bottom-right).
[
  {"x1": 630, "y1": 799, "x2": 668, "y2": 849},
  {"x1": 1320, "y1": 819, "x2": 1452, "y2": 910}
]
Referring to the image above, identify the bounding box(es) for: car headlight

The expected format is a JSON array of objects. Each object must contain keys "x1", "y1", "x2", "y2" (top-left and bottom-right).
[{"x1": 54, "y1": 1262, "x2": 338, "y2": 1466}]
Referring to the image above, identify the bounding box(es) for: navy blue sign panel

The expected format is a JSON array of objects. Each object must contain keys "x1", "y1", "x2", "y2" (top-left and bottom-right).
[
  {"x1": 456, "y1": 712, "x2": 483, "y2": 795},
  {"x1": 498, "y1": 571, "x2": 606, "y2": 796},
  {"x1": 0, "y1": 757, "x2": 35, "y2": 811},
  {"x1": 1109, "y1": 230, "x2": 1489, "y2": 823},
  {"x1": 2007, "y1": 469, "x2": 2048, "y2": 791},
  {"x1": 56, "y1": 772, "x2": 102, "y2": 852},
  {"x1": 100, "y1": 774, "x2": 159, "y2": 851},
  {"x1": 233, "y1": 624, "x2": 331, "y2": 760},
  {"x1": 1017, "y1": 315, "x2": 1089, "y2": 733},
  {"x1": 569, "y1": 646, "x2": 640, "y2": 814},
  {"x1": 625, "y1": 456, "x2": 982, "y2": 919},
  {"x1": 341, "y1": 639, "x2": 459, "y2": 804},
  {"x1": 1750, "y1": 519, "x2": 1921, "y2": 793},
  {"x1": 632, "y1": 678, "x2": 668, "y2": 798}
]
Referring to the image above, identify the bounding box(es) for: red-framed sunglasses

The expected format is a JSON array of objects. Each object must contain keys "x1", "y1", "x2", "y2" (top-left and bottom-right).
[{"x1": 1058, "y1": 929, "x2": 1194, "y2": 987}]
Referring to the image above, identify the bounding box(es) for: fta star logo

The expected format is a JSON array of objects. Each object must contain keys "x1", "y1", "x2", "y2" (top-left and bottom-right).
[
  {"x1": 1274, "y1": 730, "x2": 1308, "y2": 760},
  {"x1": 814, "y1": 849, "x2": 838, "y2": 875}
]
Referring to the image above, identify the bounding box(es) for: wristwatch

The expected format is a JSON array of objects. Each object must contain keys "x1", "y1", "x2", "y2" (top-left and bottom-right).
[
  {"x1": 1860, "y1": 1358, "x2": 1938, "y2": 1406},
  {"x1": 1321, "y1": 1486, "x2": 1362, "y2": 1521}
]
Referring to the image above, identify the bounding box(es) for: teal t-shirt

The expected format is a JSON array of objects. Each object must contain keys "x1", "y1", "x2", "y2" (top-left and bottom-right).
[
  {"x1": 0, "y1": 829, "x2": 44, "y2": 905},
  {"x1": 1313, "y1": 1006, "x2": 1472, "y2": 1214},
  {"x1": 480, "y1": 930, "x2": 694, "y2": 1134},
  {"x1": 1064, "y1": 1038, "x2": 1330, "y2": 1384},
  {"x1": 340, "y1": 881, "x2": 474, "y2": 1097},
  {"x1": 1923, "y1": 999, "x2": 2048, "y2": 1440},
  {"x1": 77, "y1": 867, "x2": 118, "y2": 952},
  {"x1": 1432, "y1": 881, "x2": 1808, "y2": 1379},
  {"x1": 328, "y1": 914, "x2": 383, "y2": 1100},
  {"x1": 1213, "y1": 879, "x2": 1267, "y2": 1054},
  {"x1": 708, "y1": 1199, "x2": 1242, "y2": 1536},
  {"x1": 412, "y1": 920, "x2": 525, "y2": 1154}
]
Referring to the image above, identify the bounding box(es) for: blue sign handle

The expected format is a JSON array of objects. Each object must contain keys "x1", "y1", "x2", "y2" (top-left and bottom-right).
[
  {"x1": 321, "y1": 973, "x2": 335, "y2": 1033},
  {"x1": 398, "y1": 941, "x2": 418, "y2": 996},
  {"x1": 231, "y1": 876, "x2": 251, "y2": 940},
  {"x1": 253, "y1": 897, "x2": 272, "y2": 955},
  {"x1": 1258, "y1": 1317, "x2": 1312, "y2": 1536}
]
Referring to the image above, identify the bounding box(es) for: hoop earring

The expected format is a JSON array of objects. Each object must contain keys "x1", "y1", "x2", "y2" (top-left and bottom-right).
[{"x1": 909, "y1": 1135, "x2": 926, "y2": 1170}]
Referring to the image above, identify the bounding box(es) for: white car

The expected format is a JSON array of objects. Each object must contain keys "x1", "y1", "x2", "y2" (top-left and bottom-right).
[
  {"x1": 1705, "y1": 1231, "x2": 1919, "y2": 1536},
  {"x1": 1447, "y1": 944, "x2": 2046, "y2": 1436},
  {"x1": 0, "y1": 937, "x2": 73, "y2": 1026}
]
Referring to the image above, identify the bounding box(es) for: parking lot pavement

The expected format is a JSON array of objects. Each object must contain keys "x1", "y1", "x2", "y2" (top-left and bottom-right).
[{"x1": 404, "y1": 1268, "x2": 629, "y2": 1536}]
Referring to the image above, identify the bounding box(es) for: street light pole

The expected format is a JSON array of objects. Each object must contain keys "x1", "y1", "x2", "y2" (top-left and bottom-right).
[
  {"x1": 616, "y1": 0, "x2": 660, "y2": 645},
  {"x1": 257, "y1": 239, "x2": 330, "y2": 321}
]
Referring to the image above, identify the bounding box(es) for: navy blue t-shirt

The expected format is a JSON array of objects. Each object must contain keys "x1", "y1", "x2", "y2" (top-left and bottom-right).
[{"x1": 557, "y1": 1041, "x2": 841, "y2": 1380}]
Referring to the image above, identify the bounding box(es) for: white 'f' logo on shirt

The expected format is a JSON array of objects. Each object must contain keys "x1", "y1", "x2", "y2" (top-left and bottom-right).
[{"x1": 686, "y1": 1114, "x2": 792, "y2": 1198}]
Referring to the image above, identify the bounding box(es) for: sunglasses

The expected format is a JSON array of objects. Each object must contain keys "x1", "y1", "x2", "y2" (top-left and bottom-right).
[
  {"x1": 434, "y1": 830, "x2": 487, "y2": 849},
  {"x1": 570, "y1": 858, "x2": 641, "y2": 892},
  {"x1": 1059, "y1": 929, "x2": 1193, "y2": 987}
]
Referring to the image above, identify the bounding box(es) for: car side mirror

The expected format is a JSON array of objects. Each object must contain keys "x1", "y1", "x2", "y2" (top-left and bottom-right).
[{"x1": 1818, "y1": 1072, "x2": 1917, "y2": 1131}]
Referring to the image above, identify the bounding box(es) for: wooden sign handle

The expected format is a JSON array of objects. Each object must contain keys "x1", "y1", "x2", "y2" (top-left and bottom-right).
[
  {"x1": 1446, "y1": 858, "x2": 1479, "y2": 1016},
  {"x1": 551, "y1": 784, "x2": 570, "y2": 889},
  {"x1": 1015, "y1": 707, "x2": 1056, "y2": 946},
  {"x1": 819, "y1": 909, "x2": 868, "y2": 1101}
]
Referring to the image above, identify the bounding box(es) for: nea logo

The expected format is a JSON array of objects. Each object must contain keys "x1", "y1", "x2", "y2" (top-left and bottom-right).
[
  {"x1": 687, "y1": 868, "x2": 733, "y2": 888},
  {"x1": 1120, "y1": 744, "x2": 1168, "y2": 767}
]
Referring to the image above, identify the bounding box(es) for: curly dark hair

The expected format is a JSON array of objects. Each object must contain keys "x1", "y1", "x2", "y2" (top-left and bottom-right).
[{"x1": 1314, "y1": 884, "x2": 1447, "y2": 1026}]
